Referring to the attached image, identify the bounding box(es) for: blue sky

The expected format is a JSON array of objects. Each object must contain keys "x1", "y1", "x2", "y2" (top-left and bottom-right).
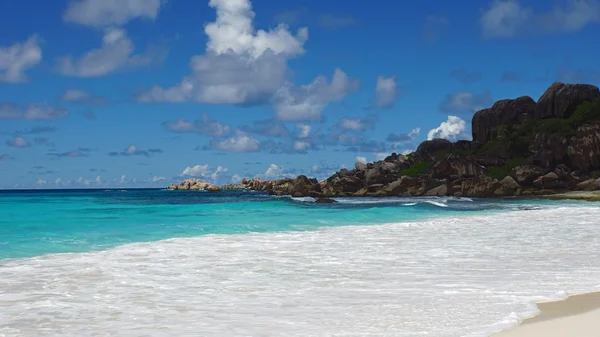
[{"x1": 1, "y1": 0, "x2": 599, "y2": 189}]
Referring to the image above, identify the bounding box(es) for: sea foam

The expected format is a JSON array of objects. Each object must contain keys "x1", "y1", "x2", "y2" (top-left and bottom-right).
[{"x1": 1, "y1": 206, "x2": 600, "y2": 337}]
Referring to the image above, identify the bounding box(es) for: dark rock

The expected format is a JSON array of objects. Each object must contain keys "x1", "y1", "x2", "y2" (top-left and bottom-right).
[
  {"x1": 461, "y1": 176, "x2": 502, "y2": 197},
  {"x1": 500, "y1": 176, "x2": 520, "y2": 195},
  {"x1": 512, "y1": 165, "x2": 550, "y2": 185},
  {"x1": 526, "y1": 133, "x2": 570, "y2": 169},
  {"x1": 425, "y1": 184, "x2": 449, "y2": 196},
  {"x1": 355, "y1": 161, "x2": 367, "y2": 171},
  {"x1": 568, "y1": 124, "x2": 600, "y2": 172},
  {"x1": 413, "y1": 139, "x2": 453, "y2": 162},
  {"x1": 365, "y1": 161, "x2": 400, "y2": 185},
  {"x1": 472, "y1": 96, "x2": 536, "y2": 144},
  {"x1": 429, "y1": 159, "x2": 485, "y2": 179},
  {"x1": 315, "y1": 197, "x2": 337, "y2": 204},
  {"x1": 534, "y1": 82, "x2": 600, "y2": 119}
]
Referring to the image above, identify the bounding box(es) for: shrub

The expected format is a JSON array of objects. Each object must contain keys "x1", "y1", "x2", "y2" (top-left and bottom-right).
[
  {"x1": 570, "y1": 99, "x2": 600, "y2": 127},
  {"x1": 533, "y1": 118, "x2": 575, "y2": 137},
  {"x1": 485, "y1": 157, "x2": 525, "y2": 180},
  {"x1": 399, "y1": 161, "x2": 432, "y2": 177}
]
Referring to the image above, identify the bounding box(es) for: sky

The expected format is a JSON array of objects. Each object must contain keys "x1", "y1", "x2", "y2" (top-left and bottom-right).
[{"x1": 1, "y1": 0, "x2": 599, "y2": 189}]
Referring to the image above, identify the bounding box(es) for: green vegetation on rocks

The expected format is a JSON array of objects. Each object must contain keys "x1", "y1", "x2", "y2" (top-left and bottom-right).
[
  {"x1": 485, "y1": 157, "x2": 525, "y2": 180},
  {"x1": 399, "y1": 161, "x2": 432, "y2": 177}
]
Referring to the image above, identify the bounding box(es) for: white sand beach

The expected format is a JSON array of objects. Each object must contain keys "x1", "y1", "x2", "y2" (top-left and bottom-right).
[{"x1": 494, "y1": 292, "x2": 600, "y2": 336}]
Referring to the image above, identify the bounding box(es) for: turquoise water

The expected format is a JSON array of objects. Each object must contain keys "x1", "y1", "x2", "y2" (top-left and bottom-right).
[
  {"x1": 2, "y1": 188, "x2": 600, "y2": 337},
  {"x1": 0, "y1": 188, "x2": 574, "y2": 260}
]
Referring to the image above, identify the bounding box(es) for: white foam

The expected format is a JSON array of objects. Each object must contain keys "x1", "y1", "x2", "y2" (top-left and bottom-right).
[{"x1": 2, "y1": 206, "x2": 600, "y2": 337}]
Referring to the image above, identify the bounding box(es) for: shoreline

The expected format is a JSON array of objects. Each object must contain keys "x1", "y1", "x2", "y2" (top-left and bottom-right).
[{"x1": 493, "y1": 291, "x2": 600, "y2": 336}]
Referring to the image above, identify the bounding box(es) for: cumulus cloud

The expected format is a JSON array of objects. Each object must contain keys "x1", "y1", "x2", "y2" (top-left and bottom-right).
[
  {"x1": 0, "y1": 35, "x2": 42, "y2": 83},
  {"x1": 180, "y1": 164, "x2": 210, "y2": 177},
  {"x1": 439, "y1": 91, "x2": 492, "y2": 115},
  {"x1": 137, "y1": 0, "x2": 308, "y2": 105},
  {"x1": 355, "y1": 156, "x2": 368, "y2": 164},
  {"x1": 109, "y1": 145, "x2": 163, "y2": 157},
  {"x1": 274, "y1": 68, "x2": 359, "y2": 121},
  {"x1": 63, "y1": 0, "x2": 164, "y2": 27},
  {"x1": 373, "y1": 76, "x2": 398, "y2": 108},
  {"x1": 57, "y1": 28, "x2": 160, "y2": 77},
  {"x1": 6, "y1": 136, "x2": 30, "y2": 148},
  {"x1": 0, "y1": 102, "x2": 68, "y2": 120},
  {"x1": 207, "y1": 131, "x2": 261, "y2": 152},
  {"x1": 162, "y1": 114, "x2": 231, "y2": 137},
  {"x1": 337, "y1": 114, "x2": 377, "y2": 131},
  {"x1": 60, "y1": 88, "x2": 108, "y2": 105},
  {"x1": 480, "y1": 0, "x2": 600, "y2": 38},
  {"x1": 179, "y1": 163, "x2": 231, "y2": 185},
  {"x1": 427, "y1": 116, "x2": 469, "y2": 141},
  {"x1": 296, "y1": 124, "x2": 311, "y2": 138}
]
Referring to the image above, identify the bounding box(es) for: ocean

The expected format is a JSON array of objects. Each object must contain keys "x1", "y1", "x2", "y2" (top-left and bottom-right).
[{"x1": 1, "y1": 189, "x2": 600, "y2": 337}]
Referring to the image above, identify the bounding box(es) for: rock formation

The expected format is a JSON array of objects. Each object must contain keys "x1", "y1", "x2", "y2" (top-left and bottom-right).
[
  {"x1": 170, "y1": 82, "x2": 600, "y2": 198},
  {"x1": 167, "y1": 179, "x2": 221, "y2": 192}
]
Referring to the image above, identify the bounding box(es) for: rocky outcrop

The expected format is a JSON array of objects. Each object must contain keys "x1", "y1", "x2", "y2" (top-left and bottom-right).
[
  {"x1": 472, "y1": 96, "x2": 536, "y2": 144},
  {"x1": 412, "y1": 139, "x2": 453, "y2": 162},
  {"x1": 169, "y1": 82, "x2": 600, "y2": 199},
  {"x1": 512, "y1": 165, "x2": 549, "y2": 185},
  {"x1": 429, "y1": 157, "x2": 485, "y2": 180},
  {"x1": 167, "y1": 179, "x2": 221, "y2": 192},
  {"x1": 533, "y1": 82, "x2": 600, "y2": 119},
  {"x1": 460, "y1": 176, "x2": 502, "y2": 197},
  {"x1": 568, "y1": 125, "x2": 600, "y2": 172}
]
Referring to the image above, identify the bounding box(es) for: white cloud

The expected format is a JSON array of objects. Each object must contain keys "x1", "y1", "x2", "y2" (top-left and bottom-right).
[
  {"x1": 408, "y1": 127, "x2": 421, "y2": 139},
  {"x1": 427, "y1": 116, "x2": 469, "y2": 141},
  {"x1": 119, "y1": 175, "x2": 127, "y2": 184},
  {"x1": 274, "y1": 68, "x2": 359, "y2": 121},
  {"x1": 95, "y1": 176, "x2": 102, "y2": 185},
  {"x1": 373, "y1": 76, "x2": 397, "y2": 108},
  {"x1": 338, "y1": 115, "x2": 377, "y2": 131},
  {"x1": 36, "y1": 179, "x2": 47, "y2": 185},
  {"x1": 63, "y1": 0, "x2": 164, "y2": 27},
  {"x1": 356, "y1": 156, "x2": 368, "y2": 164},
  {"x1": 210, "y1": 165, "x2": 229, "y2": 183},
  {"x1": 180, "y1": 164, "x2": 210, "y2": 177},
  {"x1": 55, "y1": 178, "x2": 63, "y2": 185},
  {"x1": 162, "y1": 114, "x2": 231, "y2": 137},
  {"x1": 480, "y1": 0, "x2": 600, "y2": 38},
  {"x1": 179, "y1": 164, "x2": 231, "y2": 185},
  {"x1": 439, "y1": 91, "x2": 491, "y2": 114},
  {"x1": 60, "y1": 88, "x2": 108, "y2": 105},
  {"x1": 137, "y1": 0, "x2": 308, "y2": 105},
  {"x1": 57, "y1": 28, "x2": 156, "y2": 77},
  {"x1": 0, "y1": 35, "x2": 42, "y2": 83},
  {"x1": 293, "y1": 140, "x2": 310, "y2": 152},
  {"x1": 297, "y1": 124, "x2": 311, "y2": 138},
  {"x1": 204, "y1": 0, "x2": 308, "y2": 58},
  {"x1": 262, "y1": 164, "x2": 297, "y2": 179},
  {"x1": 6, "y1": 136, "x2": 30, "y2": 148},
  {"x1": 124, "y1": 145, "x2": 138, "y2": 155},
  {"x1": 231, "y1": 174, "x2": 242, "y2": 184},
  {"x1": 209, "y1": 131, "x2": 261, "y2": 152},
  {"x1": 0, "y1": 102, "x2": 68, "y2": 120}
]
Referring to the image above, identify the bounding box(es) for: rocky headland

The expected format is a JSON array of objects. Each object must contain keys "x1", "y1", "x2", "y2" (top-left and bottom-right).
[{"x1": 170, "y1": 82, "x2": 600, "y2": 199}]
